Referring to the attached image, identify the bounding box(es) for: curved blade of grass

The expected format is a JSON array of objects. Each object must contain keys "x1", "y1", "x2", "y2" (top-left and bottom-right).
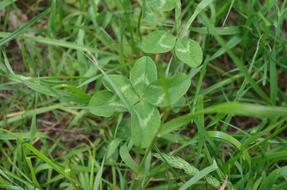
[
  {"x1": 119, "y1": 144, "x2": 139, "y2": 173},
  {"x1": 0, "y1": 33, "x2": 111, "y2": 55},
  {"x1": 0, "y1": 0, "x2": 15, "y2": 10},
  {"x1": 160, "y1": 102, "x2": 287, "y2": 136},
  {"x1": 0, "y1": 129, "x2": 78, "y2": 187},
  {"x1": 0, "y1": 104, "x2": 62, "y2": 127},
  {"x1": 253, "y1": 151, "x2": 287, "y2": 163},
  {"x1": 260, "y1": 166, "x2": 287, "y2": 190},
  {"x1": 93, "y1": 156, "x2": 105, "y2": 190},
  {"x1": 1, "y1": 149, "x2": 34, "y2": 185},
  {"x1": 0, "y1": 8, "x2": 50, "y2": 46},
  {"x1": 200, "y1": 13, "x2": 271, "y2": 103},
  {"x1": 26, "y1": 36, "x2": 108, "y2": 55},
  {"x1": 0, "y1": 169, "x2": 32, "y2": 189},
  {"x1": 208, "y1": 36, "x2": 241, "y2": 61},
  {"x1": 25, "y1": 157, "x2": 41, "y2": 189},
  {"x1": 180, "y1": 0, "x2": 214, "y2": 36},
  {"x1": 207, "y1": 131, "x2": 251, "y2": 163},
  {"x1": 204, "y1": 102, "x2": 287, "y2": 118},
  {"x1": 0, "y1": 132, "x2": 44, "y2": 140},
  {"x1": 201, "y1": 74, "x2": 242, "y2": 95},
  {"x1": 207, "y1": 131, "x2": 241, "y2": 149},
  {"x1": 23, "y1": 143, "x2": 76, "y2": 184},
  {"x1": 190, "y1": 26, "x2": 241, "y2": 35},
  {"x1": 0, "y1": 184, "x2": 25, "y2": 190},
  {"x1": 179, "y1": 160, "x2": 218, "y2": 190}
]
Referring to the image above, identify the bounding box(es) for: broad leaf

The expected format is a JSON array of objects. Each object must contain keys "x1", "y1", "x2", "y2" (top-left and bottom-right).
[
  {"x1": 141, "y1": 30, "x2": 176, "y2": 54},
  {"x1": 89, "y1": 90, "x2": 126, "y2": 117},
  {"x1": 131, "y1": 101, "x2": 161, "y2": 148},
  {"x1": 103, "y1": 75, "x2": 139, "y2": 105},
  {"x1": 143, "y1": 74, "x2": 191, "y2": 107},
  {"x1": 141, "y1": 4, "x2": 166, "y2": 25},
  {"x1": 130, "y1": 56, "x2": 157, "y2": 96},
  {"x1": 175, "y1": 37, "x2": 203, "y2": 68},
  {"x1": 146, "y1": 0, "x2": 177, "y2": 12}
]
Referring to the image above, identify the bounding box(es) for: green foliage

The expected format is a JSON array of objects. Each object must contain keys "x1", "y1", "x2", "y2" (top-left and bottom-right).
[
  {"x1": 141, "y1": 30, "x2": 176, "y2": 54},
  {"x1": 130, "y1": 56, "x2": 157, "y2": 96},
  {"x1": 103, "y1": 74, "x2": 139, "y2": 105},
  {"x1": 143, "y1": 73, "x2": 191, "y2": 107},
  {"x1": 89, "y1": 90, "x2": 125, "y2": 117},
  {"x1": 146, "y1": 0, "x2": 177, "y2": 12},
  {"x1": 154, "y1": 153, "x2": 221, "y2": 188},
  {"x1": 89, "y1": 56, "x2": 191, "y2": 148},
  {"x1": 175, "y1": 38, "x2": 203, "y2": 68},
  {"x1": 131, "y1": 101, "x2": 161, "y2": 148},
  {"x1": 0, "y1": 0, "x2": 287, "y2": 189},
  {"x1": 141, "y1": 31, "x2": 203, "y2": 68}
]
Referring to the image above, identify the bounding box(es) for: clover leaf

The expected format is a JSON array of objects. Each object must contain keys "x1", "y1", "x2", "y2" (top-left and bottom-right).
[
  {"x1": 130, "y1": 56, "x2": 157, "y2": 96},
  {"x1": 141, "y1": 30, "x2": 176, "y2": 54},
  {"x1": 89, "y1": 56, "x2": 191, "y2": 148},
  {"x1": 175, "y1": 37, "x2": 203, "y2": 68}
]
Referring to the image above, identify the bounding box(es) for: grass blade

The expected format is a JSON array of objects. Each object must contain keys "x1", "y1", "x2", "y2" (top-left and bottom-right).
[
  {"x1": 160, "y1": 102, "x2": 287, "y2": 135},
  {"x1": 204, "y1": 102, "x2": 287, "y2": 118},
  {"x1": 260, "y1": 166, "x2": 287, "y2": 190},
  {"x1": 181, "y1": 0, "x2": 214, "y2": 36},
  {"x1": 179, "y1": 160, "x2": 218, "y2": 190},
  {"x1": 0, "y1": 0, "x2": 14, "y2": 10},
  {"x1": 119, "y1": 144, "x2": 139, "y2": 173},
  {"x1": 93, "y1": 157, "x2": 105, "y2": 190},
  {"x1": 200, "y1": 13, "x2": 271, "y2": 103},
  {"x1": 0, "y1": 8, "x2": 50, "y2": 46}
]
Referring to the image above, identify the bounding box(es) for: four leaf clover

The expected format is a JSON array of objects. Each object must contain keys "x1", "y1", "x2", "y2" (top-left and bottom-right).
[
  {"x1": 89, "y1": 0, "x2": 203, "y2": 148},
  {"x1": 89, "y1": 56, "x2": 191, "y2": 148}
]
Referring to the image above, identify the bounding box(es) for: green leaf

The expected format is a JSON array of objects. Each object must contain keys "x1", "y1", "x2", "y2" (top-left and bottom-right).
[
  {"x1": 119, "y1": 144, "x2": 139, "y2": 173},
  {"x1": 144, "y1": 74, "x2": 191, "y2": 107},
  {"x1": 142, "y1": 4, "x2": 165, "y2": 25},
  {"x1": 146, "y1": 0, "x2": 177, "y2": 12},
  {"x1": 131, "y1": 101, "x2": 161, "y2": 148},
  {"x1": 103, "y1": 75, "x2": 139, "y2": 105},
  {"x1": 130, "y1": 56, "x2": 157, "y2": 96},
  {"x1": 175, "y1": 37, "x2": 203, "y2": 68},
  {"x1": 141, "y1": 30, "x2": 176, "y2": 54},
  {"x1": 89, "y1": 90, "x2": 126, "y2": 117}
]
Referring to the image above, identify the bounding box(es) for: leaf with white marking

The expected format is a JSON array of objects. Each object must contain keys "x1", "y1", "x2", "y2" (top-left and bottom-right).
[
  {"x1": 175, "y1": 38, "x2": 203, "y2": 68},
  {"x1": 141, "y1": 30, "x2": 176, "y2": 54},
  {"x1": 130, "y1": 56, "x2": 157, "y2": 96},
  {"x1": 131, "y1": 101, "x2": 161, "y2": 148},
  {"x1": 143, "y1": 73, "x2": 191, "y2": 107},
  {"x1": 147, "y1": 0, "x2": 177, "y2": 12},
  {"x1": 103, "y1": 75, "x2": 139, "y2": 105},
  {"x1": 89, "y1": 90, "x2": 126, "y2": 117}
]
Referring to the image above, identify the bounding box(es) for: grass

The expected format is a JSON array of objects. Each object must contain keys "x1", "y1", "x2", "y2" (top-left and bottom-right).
[{"x1": 0, "y1": 0, "x2": 287, "y2": 189}]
